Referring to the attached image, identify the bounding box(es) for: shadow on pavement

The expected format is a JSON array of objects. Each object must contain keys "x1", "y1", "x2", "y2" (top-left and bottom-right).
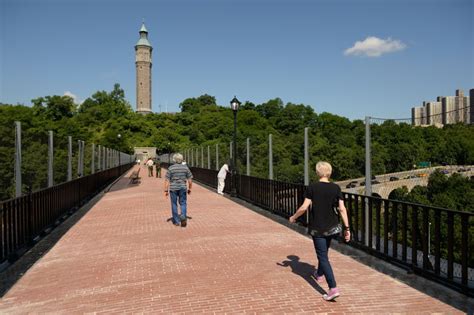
[{"x1": 277, "y1": 255, "x2": 327, "y2": 296}]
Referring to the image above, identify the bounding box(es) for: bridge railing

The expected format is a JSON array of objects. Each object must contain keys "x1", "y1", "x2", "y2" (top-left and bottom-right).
[
  {"x1": 0, "y1": 162, "x2": 134, "y2": 266},
  {"x1": 344, "y1": 193, "x2": 472, "y2": 296},
  {"x1": 170, "y1": 164, "x2": 472, "y2": 296}
]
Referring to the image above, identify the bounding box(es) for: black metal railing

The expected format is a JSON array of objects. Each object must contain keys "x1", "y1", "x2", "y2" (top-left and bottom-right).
[
  {"x1": 176, "y1": 165, "x2": 472, "y2": 296},
  {"x1": 0, "y1": 163, "x2": 134, "y2": 265},
  {"x1": 343, "y1": 193, "x2": 473, "y2": 296}
]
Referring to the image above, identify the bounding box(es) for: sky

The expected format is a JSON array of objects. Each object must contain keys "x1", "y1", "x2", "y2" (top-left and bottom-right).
[{"x1": 0, "y1": 0, "x2": 473, "y2": 120}]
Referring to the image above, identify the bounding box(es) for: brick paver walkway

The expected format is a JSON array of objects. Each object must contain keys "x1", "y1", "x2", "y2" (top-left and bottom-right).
[{"x1": 0, "y1": 166, "x2": 463, "y2": 313}]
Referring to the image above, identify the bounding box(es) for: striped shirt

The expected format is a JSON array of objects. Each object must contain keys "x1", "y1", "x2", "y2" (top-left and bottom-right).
[{"x1": 166, "y1": 163, "x2": 193, "y2": 191}]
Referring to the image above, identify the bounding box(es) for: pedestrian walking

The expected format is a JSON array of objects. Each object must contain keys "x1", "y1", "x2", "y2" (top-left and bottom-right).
[
  {"x1": 217, "y1": 163, "x2": 229, "y2": 195},
  {"x1": 146, "y1": 158, "x2": 154, "y2": 177},
  {"x1": 289, "y1": 161, "x2": 350, "y2": 301},
  {"x1": 164, "y1": 153, "x2": 193, "y2": 227}
]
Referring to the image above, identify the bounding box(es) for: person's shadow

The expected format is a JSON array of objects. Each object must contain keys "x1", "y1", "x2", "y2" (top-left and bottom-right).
[{"x1": 277, "y1": 255, "x2": 327, "y2": 295}]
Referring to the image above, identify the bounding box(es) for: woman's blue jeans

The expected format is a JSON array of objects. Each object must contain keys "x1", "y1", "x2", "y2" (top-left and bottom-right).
[
  {"x1": 170, "y1": 188, "x2": 187, "y2": 224},
  {"x1": 312, "y1": 235, "x2": 337, "y2": 289}
]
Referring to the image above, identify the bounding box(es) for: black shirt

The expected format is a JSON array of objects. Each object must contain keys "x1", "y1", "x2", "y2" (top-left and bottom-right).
[{"x1": 304, "y1": 182, "x2": 343, "y2": 232}]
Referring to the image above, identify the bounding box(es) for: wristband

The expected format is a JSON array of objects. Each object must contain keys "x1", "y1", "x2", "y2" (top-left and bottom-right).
[{"x1": 345, "y1": 227, "x2": 350, "y2": 231}]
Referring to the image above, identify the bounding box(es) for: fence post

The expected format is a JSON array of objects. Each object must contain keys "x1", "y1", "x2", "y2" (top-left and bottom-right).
[
  {"x1": 230, "y1": 141, "x2": 232, "y2": 164},
  {"x1": 246, "y1": 138, "x2": 250, "y2": 176},
  {"x1": 365, "y1": 116, "x2": 372, "y2": 246},
  {"x1": 91, "y1": 143, "x2": 95, "y2": 174},
  {"x1": 201, "y1": 146, "x2": 204, "y2": 168},
  {"x1": 96, "y1": 145, "x2": 99, "y2": 171},
  {"x1": 304, "y1": 127, "x2": 309, "y2": 186},
  {"x1": 207, "y1": 145, "x2": 210, "y2": 169},
  {"x1": 216, "y1": 143, "x2": 219, "y2": 170},
  {"x1": 78, "y1": 140, "x2": 82, "y2": 177},
  {"x1": 15, "y1": 121, "x2": 22, "y2": 197},
  {"x1": 48, "y1": 131, "x2": 54, "y2": 187},
  {"x1": 81, "y1": 141, "x2": 85, "y2": 175},
  {"x1": 67, "y1": 136, "x2": 72, "y2": 181},
  {"x1": 269, "y1": 134, "x2": 273, "y2": 180}
]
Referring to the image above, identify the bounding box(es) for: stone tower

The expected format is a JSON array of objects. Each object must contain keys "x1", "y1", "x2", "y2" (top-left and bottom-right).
[{"x1": 135, "y1": 23, "x2": 153, "y2": 113}]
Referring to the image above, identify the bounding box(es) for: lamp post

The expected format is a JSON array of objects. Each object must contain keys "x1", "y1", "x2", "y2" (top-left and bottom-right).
[{"x1": 230, "y1": 96, "x2": 241, "y2": 197}]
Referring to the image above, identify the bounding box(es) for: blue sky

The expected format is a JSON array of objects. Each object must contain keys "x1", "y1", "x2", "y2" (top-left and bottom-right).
[{"x1": 1, "y1": 0, "x2": 472, "y2": 120}]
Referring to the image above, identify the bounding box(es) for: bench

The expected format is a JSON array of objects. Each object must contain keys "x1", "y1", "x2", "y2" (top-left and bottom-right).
[{"x1": 129, "y1": 168, "x2": 141, "y2": 184}]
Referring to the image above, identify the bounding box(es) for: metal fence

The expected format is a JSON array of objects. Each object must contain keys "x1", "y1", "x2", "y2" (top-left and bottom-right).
[
  {"x1": 344, "y1": 193, "x2": 472, "y2": 296},
  {"x1": 0, "y1": 162, "x2": 134, "y2": 266}
]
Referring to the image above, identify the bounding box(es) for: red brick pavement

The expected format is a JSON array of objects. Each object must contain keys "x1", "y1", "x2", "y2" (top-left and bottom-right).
[{"x1": 0, "y1": 166, "x2": 463, "y2": 313}]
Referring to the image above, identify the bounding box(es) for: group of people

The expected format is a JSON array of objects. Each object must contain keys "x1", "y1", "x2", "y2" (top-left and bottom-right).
[
  {"x1": 161, "y1": 154, "x2": 350, "y2": 301},
  {"x1": 142, "y1": 158, "x2": 161, "y2": 178}
]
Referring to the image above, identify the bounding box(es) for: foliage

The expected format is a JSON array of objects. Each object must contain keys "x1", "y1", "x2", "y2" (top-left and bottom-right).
[{"x1": 1, "y1": 86, "x2": 473, "y2": 203}]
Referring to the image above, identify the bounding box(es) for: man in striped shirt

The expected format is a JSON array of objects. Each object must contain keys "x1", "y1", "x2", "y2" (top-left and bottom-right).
[{"x1": 164, "y1": 153, "x2": 193, "y2": 227}]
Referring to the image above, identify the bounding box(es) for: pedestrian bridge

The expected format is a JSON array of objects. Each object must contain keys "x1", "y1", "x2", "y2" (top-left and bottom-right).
[{"x1": 0, "y1": 166, "x2": 471, "y2": 313}]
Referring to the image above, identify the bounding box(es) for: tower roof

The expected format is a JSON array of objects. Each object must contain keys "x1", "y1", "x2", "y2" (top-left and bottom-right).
[{"x1": 136, "y1": 23, "x2": 152, "y2": 48}]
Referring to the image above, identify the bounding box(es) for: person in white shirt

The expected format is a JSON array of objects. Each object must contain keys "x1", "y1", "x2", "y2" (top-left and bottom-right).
[
  {"x1": 217, "y1": 163, "x2": 229, "y2": 195},
  {"x1": 146, "y1": 158, "x2": 154, "y2": 177}
]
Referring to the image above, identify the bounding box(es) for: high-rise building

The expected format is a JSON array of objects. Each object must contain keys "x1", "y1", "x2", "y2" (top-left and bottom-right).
[
  {"x1": 412, "y1": 106, "x2": 426, "y2": 126},
  {"x1": 412, "y1": 88, "x2": 472, "y2": 126},
  {"x1": 442, "y1": 96, "x2": 456, "y2": 124},
  {"x1": 135, "y1": 23, "x2": 153, "y2": 114},
  {"x1": 470, "y1": 89, "x2": 474, "y2": 124},
  {"x1": 426, "y1": 101, "x2": 442, "y2": 126}
]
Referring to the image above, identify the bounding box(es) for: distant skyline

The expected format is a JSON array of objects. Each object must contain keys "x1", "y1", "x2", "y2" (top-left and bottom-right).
[{"x1": 1, "y1": 0, "x2": 472, "y2": 120}]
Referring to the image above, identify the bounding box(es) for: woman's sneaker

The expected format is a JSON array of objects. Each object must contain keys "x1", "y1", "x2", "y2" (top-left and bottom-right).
[
  {"x1": 313, "y1": 270, "x2": 325, "y2": 283},
  {"x1": 323, "y1": 288, "x2": 340, "y2": 301}
]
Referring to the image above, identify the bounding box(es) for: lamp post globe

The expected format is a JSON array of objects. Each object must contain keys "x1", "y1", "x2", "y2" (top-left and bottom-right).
[{"x1": 230, "y1": 96, "x2": 241, "y2": 197}]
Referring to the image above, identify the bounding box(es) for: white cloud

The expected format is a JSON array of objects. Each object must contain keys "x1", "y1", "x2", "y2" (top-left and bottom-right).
[
  {"x1": 63, "y1": 91, "x2": 83, "y2": 104},
  {"x1": 344, "y1": 36, "x2": 406, "y2": 57}
]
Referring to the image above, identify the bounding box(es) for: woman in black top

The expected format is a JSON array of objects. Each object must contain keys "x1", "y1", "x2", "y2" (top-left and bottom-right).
[{"x1": 290, "y1": 161, "x2": 350, "y2": 301}]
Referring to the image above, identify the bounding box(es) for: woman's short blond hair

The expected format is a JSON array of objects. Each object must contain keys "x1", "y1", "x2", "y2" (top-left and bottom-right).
[{"x1": 316, "y1": 161, "x2": 332, "y2": 178}]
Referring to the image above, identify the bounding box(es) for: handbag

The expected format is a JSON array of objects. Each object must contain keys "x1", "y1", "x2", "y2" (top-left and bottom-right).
[
  {"x1": 309, "y1": 223, "x2": 342, "y2": 237},
  {"x1": 309, "y1": 197, "x2": 342, "y2": 237}
]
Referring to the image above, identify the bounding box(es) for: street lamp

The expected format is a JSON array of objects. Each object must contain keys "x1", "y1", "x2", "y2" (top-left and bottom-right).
[{"x1": 230, "y1": 96, "x2": 241, "y2": 197}]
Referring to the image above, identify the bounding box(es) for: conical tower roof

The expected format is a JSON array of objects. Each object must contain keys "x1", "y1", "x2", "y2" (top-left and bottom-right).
[{"x1": 136, "y1": 23, "x2": 152, "y2": 48}]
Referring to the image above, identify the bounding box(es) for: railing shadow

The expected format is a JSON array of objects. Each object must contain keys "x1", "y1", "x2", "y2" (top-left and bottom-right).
[{"x1": 276, "y1": 255, "x2": 327, "y2": 296}]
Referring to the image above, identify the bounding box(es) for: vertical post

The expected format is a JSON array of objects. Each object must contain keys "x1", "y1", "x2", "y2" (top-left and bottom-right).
[
  {"x1": 216, "y1": 143, "x2": 219, "y2": 170},
  {"x1": 48, "y1": 130, "x2": 53, "y2": 187},
  {"x1": 201, "y1": 146, "x2": 204, "y2": 168},
  {"x1": 67, "y1": 136, "x2": 72, "y2": 181},
  {"x1": 97, "y1": 145, "x2": 101, "y2": 171},
  {"x1": 231, "y1": 110, "x2": 237, "y2": 197},
  {"x1": 269, "y1": 134, "x2": 273, "y2": 180},
  {"x1": 77, "y1": 140, "x2": 82, "y2": 177},
  {"x1": 91, "y1": 143, "x2": 95, "y2": 174},
  {"x1": 207, "y1": 145, "x2": 210, "y2": 169},
  {"x1": 191, "y1": 148, "x2": 194, "y2": 166},
  {"x1": 230, "y1": 141, "x2": 233, "y2": 163},
  {"x1": 365, "y1": 116, "x2": 372, "y2": 246},
  {"x1": 304, "y1": 127, "x2": 309, "y2": 186},
  {"x1": 246, "y1": 138, "x2": 250, "y2": 176},
  {"x1": 15, "y1": 121, "x2": 22, "y2": 197},
  {"x1": 81, "y1": 141, "x2": 85, "y2": 175}
]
